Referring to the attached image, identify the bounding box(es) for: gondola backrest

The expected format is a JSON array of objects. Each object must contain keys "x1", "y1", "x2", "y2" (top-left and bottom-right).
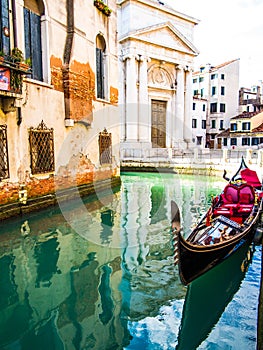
[
  {"x1": 222, "y1": 183, "x2": 255, "y2": 204},
  {"x1": 239, "y1": 184, "x2": 255, "y2": 204},
  {"x1": 222, "y1": 185, "x2": 239, "y2": 203}
]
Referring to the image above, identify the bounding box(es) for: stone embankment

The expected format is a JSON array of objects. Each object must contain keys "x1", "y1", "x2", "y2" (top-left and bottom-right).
[{"x1": 1, "y1": 148, "x2": 262, "y2": 220}]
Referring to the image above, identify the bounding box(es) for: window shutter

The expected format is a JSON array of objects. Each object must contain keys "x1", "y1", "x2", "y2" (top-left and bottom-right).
[
  {"x1": 0, "y1": 0, "x2": 10, "y2": 54},
  {"x1": 96, "y1": 48, "x2": 105, "y2": 99},
  {"x1": 30, "y1": 11, "x2": 42, "y2": 81},
  {"x1": 24, "y1": 8, "x2": 43, "y2": 81}
]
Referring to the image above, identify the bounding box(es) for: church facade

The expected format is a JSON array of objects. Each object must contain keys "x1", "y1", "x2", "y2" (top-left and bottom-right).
[{"x1": 118, "y1": 0, "x2": 199, "y2": 159}]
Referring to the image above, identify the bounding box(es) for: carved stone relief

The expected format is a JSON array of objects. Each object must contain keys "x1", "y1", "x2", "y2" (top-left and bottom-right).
[{"x1": 148, "y1": 65, "x2": 173, "y2": 89}]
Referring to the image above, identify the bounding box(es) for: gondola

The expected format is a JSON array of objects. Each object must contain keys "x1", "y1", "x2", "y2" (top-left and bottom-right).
[{"x1": 171, "y1": 158, "x2": 263, "y2": 285}]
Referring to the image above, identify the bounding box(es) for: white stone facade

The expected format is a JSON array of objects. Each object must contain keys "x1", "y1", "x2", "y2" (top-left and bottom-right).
[
  {"x1": 118, "y1": 0, "x2": 199, "y2": 158},
  {"x1": 192, "y1": 59, "x2": 240, "y2": 149},
  {"x1": 192, "y1": 97, "x2": 207, "y2": 148}
]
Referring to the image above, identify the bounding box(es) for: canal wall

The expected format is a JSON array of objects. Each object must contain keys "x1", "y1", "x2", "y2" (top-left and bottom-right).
[
  {"x1": 121, "y1": 148, "x2": 263, "y2": 178},
  {"x1": 1, "y1": 148, "x2": 262, "y2": 221},
  {"x1": 0, "y1": 177, "x2": 121, "y2": 221}
]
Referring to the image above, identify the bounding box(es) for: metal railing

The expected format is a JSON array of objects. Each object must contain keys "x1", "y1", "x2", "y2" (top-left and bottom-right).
[{"x1": 0, "y1": 125, "x2": 9, "y2": 179}]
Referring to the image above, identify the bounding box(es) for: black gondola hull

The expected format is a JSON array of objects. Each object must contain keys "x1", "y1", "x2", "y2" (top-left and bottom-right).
[{"x1": 176, "y1": 211, "x2": 261, "y2": 285}]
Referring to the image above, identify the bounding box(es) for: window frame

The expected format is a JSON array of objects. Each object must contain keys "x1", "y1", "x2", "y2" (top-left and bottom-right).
[
  {"x1": 29, "y1": 120, "x2": 55, "y2": 175},
  {"x1": 230, "y1": 138, "x2": 237, "y2": 146},
  {"x1": 220, "y1": 103, "x2": 226, "y2": 113},
  {"x1": 24, "y1": 6, "x2": 43, "y2": 81},
  {"x1": 211, "y1": 120, "x2": 216, "y2": 129},
  {"x1": 210, "y1": 103, "x2": 217, "y2": 113},
  {"x1": 242, "y1": 122, "x2": 251, "y2": 131}
]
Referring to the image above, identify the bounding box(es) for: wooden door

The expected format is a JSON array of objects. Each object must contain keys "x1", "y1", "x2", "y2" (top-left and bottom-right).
[{"x1": 151, "y1": 100, "x2": 166, "y2": 148}]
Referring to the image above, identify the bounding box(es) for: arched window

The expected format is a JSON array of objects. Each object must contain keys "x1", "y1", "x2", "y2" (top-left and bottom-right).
[
  {"x1": 24, "y1": 0, "x2": 44, "y2": 81},
  {"x1": 96, "y1": 34, "x2": 107, "y2": 100}
]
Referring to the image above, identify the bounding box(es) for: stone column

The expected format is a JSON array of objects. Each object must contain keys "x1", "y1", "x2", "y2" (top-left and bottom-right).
[
  {"x1": 138, "y1": 56, "x2": 150, "y2": 143},
  {"x1": 184, "y1": 67, "x2": 193, "y2": 146},
  {"x1": 41, "y1": 15, "x2": 51, "y2": 84},
  {"x1": 174, "y1": 65, "x2": 185, "y2": 147},
  {"x1": 119, "y1": 57, "x2": 126, "y2": 142},
  {"x1": 124, "y1": 54, "x2": 138, "y2": 142}
]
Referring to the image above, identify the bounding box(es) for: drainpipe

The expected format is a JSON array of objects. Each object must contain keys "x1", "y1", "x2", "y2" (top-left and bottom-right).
[
  {"x1": 63, "y1": 0, "x2": 74, "y2": 122},
  {"x1": 11, "y1": 0, "x2": 18, "y2": 48}
]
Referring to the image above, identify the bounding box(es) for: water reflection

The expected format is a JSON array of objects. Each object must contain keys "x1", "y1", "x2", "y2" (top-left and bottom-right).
[
  {"x1": 176, "y1": 241, "x2": 254, "y2": 350},
  {"x1": 0, "y1": 173, "x2": 258, "y2": 349}
]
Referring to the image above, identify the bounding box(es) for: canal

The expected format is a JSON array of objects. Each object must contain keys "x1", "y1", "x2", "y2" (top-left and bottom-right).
[{"x1": 0, "y1": 172, "x2": 261, "y2": 350}]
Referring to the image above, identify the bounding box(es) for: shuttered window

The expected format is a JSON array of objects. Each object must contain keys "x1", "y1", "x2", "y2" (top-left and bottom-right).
[
  {"x1": 96, "y1": 48, "x2": 105, "y2": 99},
  {"x1": 0, "y1": 0, "x2": 10, "y2": 54},
  {"x1": 24, "y1": 7, "x2": 43, "y2": 81},
  {"x1": 96, "y1": 34, "x2": 106, "y2": 100}
]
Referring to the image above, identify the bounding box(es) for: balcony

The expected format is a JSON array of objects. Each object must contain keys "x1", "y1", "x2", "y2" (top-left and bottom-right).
[{"x1": 0, "y1": 54, "x2": 31, "y2": 96}]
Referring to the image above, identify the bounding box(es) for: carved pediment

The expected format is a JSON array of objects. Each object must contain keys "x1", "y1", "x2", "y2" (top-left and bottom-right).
[{"x1": 129, "y1": 22, "x2": 199, "y2": 56}]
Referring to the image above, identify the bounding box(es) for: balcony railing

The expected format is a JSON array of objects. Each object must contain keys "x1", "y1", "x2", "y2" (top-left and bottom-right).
[{"x1": 0, "y1": 55, "x2": 31, "y2": 95}]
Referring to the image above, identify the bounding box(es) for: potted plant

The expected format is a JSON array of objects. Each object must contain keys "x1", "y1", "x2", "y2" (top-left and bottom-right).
[
  {"x1": 94, "y1": 0, "x2": 112, "y2": 16},
  {"x1": 0, "y1": 50, "x2": 5, "y2": 63},
  {"x1": 11, "y1": 47, "x2": 24, "y2": 62},
  {"x1": 11, "y1": 48, "x2": 30, "y2": 71}
]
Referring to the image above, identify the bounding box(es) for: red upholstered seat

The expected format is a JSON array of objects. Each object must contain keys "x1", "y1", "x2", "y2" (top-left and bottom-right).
[
  {"x1": 237, "y1": 204, "x2": 254, "y2": 214},
  {"x1": 238, "y1": 184, "x2": 255, "y2": 204},
  {"x1": 221, "y1": 184, "x2": 239, "y2": 204},
  {"x1": 213, "y1": 206, "x2": 233, "y2": 217},
  {"x1": 213, "y1": 183, "x2": 255, "y2": 219}
]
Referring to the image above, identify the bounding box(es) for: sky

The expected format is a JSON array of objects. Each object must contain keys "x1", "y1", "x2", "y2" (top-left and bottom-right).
[{"x1": 164, "y1": 0, "x2": 263, "y2": 88}]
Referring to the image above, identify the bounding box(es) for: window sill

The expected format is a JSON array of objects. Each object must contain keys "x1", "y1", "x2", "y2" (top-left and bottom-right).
[
  {"x1": 95, "y1": 97, "x2": 111, "y2": 104},
  {"x1": 24, "y1": 77, "x2": 54, "y2": 89}
]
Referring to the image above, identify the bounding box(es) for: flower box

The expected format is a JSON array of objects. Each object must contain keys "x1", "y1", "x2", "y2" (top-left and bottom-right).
[{"x1": 94, "y1": 0, "x2": 112, "y2": 16}]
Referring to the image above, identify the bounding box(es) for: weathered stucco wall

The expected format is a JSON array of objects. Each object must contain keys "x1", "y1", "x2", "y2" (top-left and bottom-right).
[{"x1": 0, "y1": 0, "x2": 120, "y2": 218}]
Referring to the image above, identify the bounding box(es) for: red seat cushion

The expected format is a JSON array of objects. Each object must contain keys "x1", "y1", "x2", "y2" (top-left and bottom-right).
[
  {"x1": 239, "y1": 193, "x2": 250, "y2": 204},
  {"x1": 238, "y1": 184, "x2": 254, "y2": 204},
  {"x1": 238, "y1": 204, "x2": 253, "y2": 214},
  {"x1": 223, "y1": 185, "x2": 239, "y2": 203}
]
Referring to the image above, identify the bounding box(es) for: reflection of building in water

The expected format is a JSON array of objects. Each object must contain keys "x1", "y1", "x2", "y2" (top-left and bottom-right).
[
  {"x1": 0, "y1": 174, "x2": 225, "y2": 348},
  {"x1": 120, "y1": 181, "x2": 151, "y2": 272},
  {"x1": 120, "y1": 174, "x2": 222, "y2": 270},
  {"x1": 0, "y1": 228, "x2": 129, "y2": 349}
]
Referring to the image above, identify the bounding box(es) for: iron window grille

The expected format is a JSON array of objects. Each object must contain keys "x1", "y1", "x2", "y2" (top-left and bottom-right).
[
  {"x1": 0, "y1": 124, "x2": 9, "y2": 179},
  {"x1": 99, "y1": 128, "x2": 112, "y2": 165},
  {"x1": 29, "y1": 120, "x2": 54, "y2": 174}
]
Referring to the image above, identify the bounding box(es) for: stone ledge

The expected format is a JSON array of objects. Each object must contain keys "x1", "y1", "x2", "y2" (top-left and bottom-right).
[{"x1": 0, "y1": 177, "x2": 121, "y2": 221}]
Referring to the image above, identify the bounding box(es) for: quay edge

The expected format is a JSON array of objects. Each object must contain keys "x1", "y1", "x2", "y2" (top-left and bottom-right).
[{"x1": 0, "y1": 177, "x2": 121, "y2": 221}]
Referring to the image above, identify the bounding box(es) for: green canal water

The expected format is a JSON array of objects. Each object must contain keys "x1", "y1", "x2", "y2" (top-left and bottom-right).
[{"x1": 0, "y1": 172, "x2": 261, "y2": 349}]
